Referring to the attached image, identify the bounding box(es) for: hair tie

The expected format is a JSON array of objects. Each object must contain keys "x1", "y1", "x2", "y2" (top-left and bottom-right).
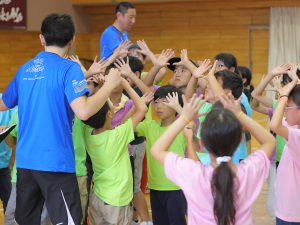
[{"x1": 216, "y1": 156, "x2": 231, "y2": 164}]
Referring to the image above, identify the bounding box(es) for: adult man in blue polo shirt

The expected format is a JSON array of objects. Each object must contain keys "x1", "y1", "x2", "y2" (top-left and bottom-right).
[
  {"x1": 100, "y1": 2, "x2": 136, "y2": 59},
  {"x1": 0, "y1": 13, "x2": 122, "y2": 225}
]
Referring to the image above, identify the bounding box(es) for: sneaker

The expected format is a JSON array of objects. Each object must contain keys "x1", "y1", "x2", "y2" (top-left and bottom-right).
[
  {"x1": 140, "y1": 221, "x2": 153, "y2": 225},
  {"x1": 131, "y1": 219, "x2": 140, "y2": 225}
]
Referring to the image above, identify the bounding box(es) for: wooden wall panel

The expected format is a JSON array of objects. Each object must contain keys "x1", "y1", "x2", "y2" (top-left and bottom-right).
[{"x1": 1, "y1": 0, "x2": 294, "y2": 92}]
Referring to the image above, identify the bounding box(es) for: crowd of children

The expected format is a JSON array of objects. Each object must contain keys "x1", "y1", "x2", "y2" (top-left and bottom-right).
[{"x1": 0, "y1": 4, "x2": 300, "y2": 225}]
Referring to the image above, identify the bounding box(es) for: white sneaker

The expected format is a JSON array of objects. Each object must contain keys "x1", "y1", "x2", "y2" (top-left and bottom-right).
[
  {"x1": 131, "y1": 220, "x2": 140, "y2": 225},
  {"x1": 140, "y1": 221, "x2": 153, "y2": 225}
]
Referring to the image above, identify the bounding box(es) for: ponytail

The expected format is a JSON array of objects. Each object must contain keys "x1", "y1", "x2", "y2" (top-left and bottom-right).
[{"x1": 211, "y1": 162, "x2": 236, "y2": 225}]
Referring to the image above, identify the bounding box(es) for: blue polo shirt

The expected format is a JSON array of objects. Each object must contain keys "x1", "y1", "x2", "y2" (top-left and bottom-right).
[
  {"x1": 100, "y1": 25, "x2": 130, "y2": 59},
  {"x1": 2, "y1": 51, "x2": 89, "y2": 173}
]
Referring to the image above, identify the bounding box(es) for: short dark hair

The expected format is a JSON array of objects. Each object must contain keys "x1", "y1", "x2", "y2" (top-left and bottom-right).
[
  {"x1": 215, "y1": 53, "x2": 238, "y2": 74},
  {"x1": 115, "y1": 2, "x2": 135, "y2": 15},
  {"x1": 238, "y1": 66, "x2": 252, "y2": 87},
  {"x1": 214, "y1": 70, "x2": 243, "y2": 99},
  {"x1": 289, "y1": 84, "x2": 300, "y2": 107},
  {"x1": 41, "y1": 13, "x2": 75, "y2": 47},
  {"x1": 82, "y1": 101, "x2": 110, "y2": 129},
  {"x1": 104, "y1": 62, "x2": 117, "y2": 75},
  {"x1": 124, "y1": 56, "x2": 144, "y2": 75},
  {"x1": 154, "y1": 85, "x2": 184, "y2": 108}
]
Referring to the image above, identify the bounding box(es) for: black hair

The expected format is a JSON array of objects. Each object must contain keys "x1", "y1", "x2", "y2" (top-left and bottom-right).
[
  {"x1": 123, "y1": 56, "x2": 144, "y2": 76},
  {"x1": 82, "y1": 101, "x2": 110, "y2": 129},
  {"x1": 215, "y1": 53, "x2": 239, "y2": 74},
  {"x1": 238, "y1": 66, "x2": 252, "y2": 87},
  {"x1": 115, "y1": 2, "x2": 135, "y2": 15},
  {"x1": 214, "y1": 70, "x2": 243, "y2": 99},
  {"x1": 154, "y1": 85, "x2": 184, "y2": 116},
  {"x1": 282, "y1": 69, "x2": 300, "y2": 86},
  {"x1": 201, "y1": 108, "x2": 242, "y2": 225},
  {"x1": 104, "y1": 62, "x2": 117, "y2": 75},
  {"x1": 289, "y1": 84, "x2": 300, "y2": 107},
  {"x1": 154, "y1": 85, "x2": 184, "y2": 107},
  {"x1": 41, "y1": 13, "x2": 75, "y2": 47}
]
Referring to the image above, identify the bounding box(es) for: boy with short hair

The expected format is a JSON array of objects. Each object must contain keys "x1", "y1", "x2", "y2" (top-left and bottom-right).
[
  {"x1": 135, "y1": 85, "x2": 187, "y2": 225},
  {"x1": 82, "y1": 79, "x2": 148, "y2": 225}
]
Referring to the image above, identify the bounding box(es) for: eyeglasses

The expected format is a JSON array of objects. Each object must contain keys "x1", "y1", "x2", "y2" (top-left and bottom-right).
[{"x1": 285, "y1": 106, "x2": 300, "y2": 111}]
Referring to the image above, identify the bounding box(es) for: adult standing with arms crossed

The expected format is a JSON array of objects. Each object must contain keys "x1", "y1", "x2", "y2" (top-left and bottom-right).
[
  {"x1": 0, "y1": 13, "x2": 122, "y2": 225},
  {"x1": 100, "y1": 2, "x2": 136, "y2": 59}
]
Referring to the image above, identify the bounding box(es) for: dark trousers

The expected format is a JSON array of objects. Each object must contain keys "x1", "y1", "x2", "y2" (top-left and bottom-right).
[
  {"x1": 0, "y1": 167, "x2": 12, "y2": 213},
  {"x1": 15, "y1": 168, "x2": 82, "y2": 225},
  {"x1": 150, "y1": 189, "x2": 187, "y2": 225},
  {"x1": 276, "y1": 218, "x2": 300, "y2": 225}
]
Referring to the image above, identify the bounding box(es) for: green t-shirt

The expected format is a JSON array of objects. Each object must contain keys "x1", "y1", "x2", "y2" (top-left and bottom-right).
[
  {"x1": 272, "y1": 99, "x2": 286, "y2": 161},
  {"x1": 72, "y1": 116, "x2": 87, "y2": 177},
  {"x1": 84, "y1": 119, "x2": 134, "y2": 206},
  {"x1": 8, "y1": 109, "x2": 18, "y2": 183},
  {"x1": 136, "y1": 120, "x2": 186, "y2": 190}
]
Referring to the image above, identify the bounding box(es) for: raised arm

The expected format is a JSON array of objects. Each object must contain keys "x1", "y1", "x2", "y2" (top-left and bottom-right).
[
  {"x1": 185, "y1": 59, "x2": 212, "y2": 99},
  {"x1": 142, "y1": 49, "x2": 174, "y2": 89},
  {"x1": 151, "y1": 94, "x2": 205, "y2": 165},
  {"x1": 103, "y1": 40, "x2": 132, "y2": 67},
  {"x1": 251, "y1": 64, "x2": 290, "y2": 107},
  {"x1": 114, "y1": 57, "x2": 152, "y2": 95},
  {"x1": 70, "y1": 68, "x2": 122, "y2": 121},
  {"x1": 206, "y1": 60, "x2": 225, "y2": 97},
  {"x1": 219, "y1": 94, "x2": 275, "y2": 158},
  {"x1": 121, "y1": 79, "x2": 148, "y2": 129},
  {"x1": 183, "y1": 122, "x2": 200, "y2": 162},
  {"x1": 251, "y1": 97, "x2": 268, "y2": 115},
  {"x1": 269, "y1": 80, "x2": 298, "y2": 139}
]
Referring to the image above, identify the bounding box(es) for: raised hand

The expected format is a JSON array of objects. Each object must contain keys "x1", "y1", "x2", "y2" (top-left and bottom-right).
[
  {"x1": 88, "y1": 56, "x2": 108, "y2": 76},
  {"x1": 155, "y1": 49, "x2": 174, "y2": 68},
  {"x1": 192, "y1": 59, "x2": 212, "y2": 78},
  {"x1": 136, "y1": 39, "x2": 151, "y2": 56},
  {"x1": 278, "y1": 79, "x2": 297, "y2": 97},
  {"x1": 269, "y1": 64, "x2": 290, "y2": 77},
  {"x1": 114, "y1": 40, "x2": 132, "y2": 57},
  {"x1": 206, "y1": 60, "x2": 218, "y2": 78},
  {"x1": 105, "y1": 68, "x2": 122, "y2": 88},
  {"x1": 218, "y1": 93, "x2": 242, "y2": 115},
  {"x1": 141, "y1": 92, "x2": 154, "y2": 105},
  {"x1": 173, "y1": 49, "x2": 189, "y2": 67},
  {"x1": 181, "y1": 94, "x2": 207, "y2": 122},
  {"x1": 267, "y1": 75, "x2": 282, "y2": 92},
  {"x1": 163, "y1": 92, "x2": 181, "y2": 111},
  {"x1": 287, "y1": 63, "x2": 300, "y2": 82},
  {"x1": 114, "y1": 56, "x2": 133, "y2": 77}
]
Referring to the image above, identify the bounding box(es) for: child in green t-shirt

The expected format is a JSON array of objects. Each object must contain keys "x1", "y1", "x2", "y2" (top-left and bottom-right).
[
  {"x1": 135, "y1": 85, "x2": 187, "y2": 225},
  {"x1": 82, "y1": 78, "x2": 148, "y2": 225}
]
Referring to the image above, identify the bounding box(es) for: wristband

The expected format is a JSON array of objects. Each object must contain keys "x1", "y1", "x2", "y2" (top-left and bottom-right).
[
  {"x1": 279, "y1": 97, "x2": 288, "y2": 105},
  {"x1": 180, "y1": 115, "x2": 191, "y2": 124},
  {"x1": 279, "y1": 95, "x2": 288, "y2": 98},
  {"x1": 236, "y1": 111, "x2": 243, "y2": 119}
]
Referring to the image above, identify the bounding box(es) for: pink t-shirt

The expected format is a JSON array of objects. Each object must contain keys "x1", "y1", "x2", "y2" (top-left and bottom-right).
[
  {"x1": 164, "y1": 150, "x2": 270, "y2": 225},
  {"x1": 275, "y1": 118, "x2": 300, "y2": 222}
]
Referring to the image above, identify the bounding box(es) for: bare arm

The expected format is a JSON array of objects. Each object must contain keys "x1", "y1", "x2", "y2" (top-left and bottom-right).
[
  {"x1": 250, "y1": 98, "x2": 268, "y2": 115},
  {"x1": 70, "y1": 68, "x2": 122, "y2": 121},
  {"x1": 251, "y1": 64, "x2": 290, "y2": 107},
  {"x1": 183, "y1": 123, "x2": 200, "y2": 162},
  {"x1": 114, "y1": 57, "x2": 153, "y2": 95},
  {"x1": 121, "y1": 79, "x2": 148, "y2": 129},
  {"x1": 151, "y1": 94, "x2": 205, "y2": 165},
  {"x1": 269, "y1": 80, "x2": 297, "y2": 139},
  {"x1": 219, "y1": 94, "x2": 275, "y2": 158}
]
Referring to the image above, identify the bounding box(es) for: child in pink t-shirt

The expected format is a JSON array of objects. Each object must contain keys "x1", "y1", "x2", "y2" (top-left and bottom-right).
[
  {"x1": 269, "y1": 74, "x2": 300, "y2": 224},
  {"x1": 151, "y1": 93, "x2": 275, "y2": 225}
]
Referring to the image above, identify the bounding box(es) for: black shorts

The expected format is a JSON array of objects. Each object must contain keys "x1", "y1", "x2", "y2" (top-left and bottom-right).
[{"x1": 15, "y1": 168, "x2": 82, "y2": 225}]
